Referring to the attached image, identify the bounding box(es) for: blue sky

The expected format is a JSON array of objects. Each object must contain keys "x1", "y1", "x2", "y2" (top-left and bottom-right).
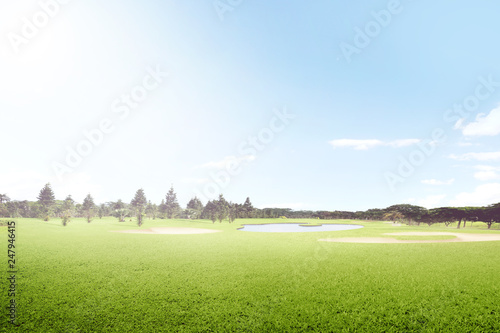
[{"x1": 1, "y1": 0, "x2": 500, "y2": 211}]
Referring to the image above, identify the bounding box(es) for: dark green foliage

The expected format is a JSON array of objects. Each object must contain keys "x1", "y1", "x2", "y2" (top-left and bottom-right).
[
  {"x1": 216, "y1": 194, "x2": 228, "y2": 223},
  {"x1": 242, "y1": 197, "x2": 255, "y2": 218},
  {"x1": 130, "y1": 189, "x2": 147, "y2": 226},
  {"x1": 202, "y1": 200, "x2": 217, "y2": 223},
  {"x1": 385, "y1": 204, "x2": 427, "y2": 225},
  {"x1": 111, "y1": 200, "x2": 127, "y2": 222},
  {"x1": 145, "y1": 201, "x2": 157, "y2": 220},
  {"x1": 37, "y1": 183, "x2": 55, "y2": 220},
  {"x1": 61, "y1": 195, "x2": 74, "y2": 226},
  {"x1": 186, "y1": 196, "x2": 204, "y2": 219},
  {"x1": 0, "y1": 193, "x2": 10, "y2": 204},
  {"x1": 165, "y1": 185, "x2": 180, "y2": 219},
  {"x1": 82, "y1": 194, "x2": 96, "y2": 223}
]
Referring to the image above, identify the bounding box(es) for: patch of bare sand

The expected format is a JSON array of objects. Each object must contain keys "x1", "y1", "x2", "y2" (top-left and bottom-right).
[
  {"x1": 383, "y1": 222, "x2": 402, "y2": 226},
  {"x1": 319, "y1": 232, "x2": 500, "y2": 243},
  {"x1": 111, "y1": 227, "x2": 222, "y2": 235}
]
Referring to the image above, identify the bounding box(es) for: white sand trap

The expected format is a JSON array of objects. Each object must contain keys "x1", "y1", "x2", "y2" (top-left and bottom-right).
[
  {"x1": 319, "y1": 232, "x2": 500, "y2": 243},
  {"x1": 383, "y1": 222, "x2": 402, "y2": 226},
  {"x1": 111, "y1": 227, "x2": 221, "y2": 235}
]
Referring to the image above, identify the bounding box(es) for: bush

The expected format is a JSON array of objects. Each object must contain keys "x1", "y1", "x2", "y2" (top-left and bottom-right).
[{"x1": 62, "y1": 215, "x2": 70, "y2": 227}]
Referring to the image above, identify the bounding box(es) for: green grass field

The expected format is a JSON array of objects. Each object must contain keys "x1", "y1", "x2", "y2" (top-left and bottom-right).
[{"x1": 2, "y1": 218, "x2": 500, "y2": 332}]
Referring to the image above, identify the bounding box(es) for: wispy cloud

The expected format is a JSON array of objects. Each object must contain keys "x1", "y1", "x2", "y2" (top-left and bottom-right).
[
  {"x1": 460, "y1": 106, "x2": 500, "y2": 136},
  {"x1": 329, "y1": 139, "x2": 420, "y2": 150},
  {"x1": 386, "y1": 139, "x2": 421, "y2": 148},
  {"x1": 448, "y1": 151, "x2": 500, "y2": 161},
  {"x1": 194, "y1": 155, "x2": 256, "y2": 169},
  {"x1": 473, "y1": 165, "x2": 500, "y2": 181},
  {"x1": 457, "y1": 142, "x2": 477, "y2": 147},
  {"x1": 421, "y1": 178, "x2": 455, "y2": 186}
]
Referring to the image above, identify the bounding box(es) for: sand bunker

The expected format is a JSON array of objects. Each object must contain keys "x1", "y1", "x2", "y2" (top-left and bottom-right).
[
  {"x1": 112, "y1": 227, "x2": 221, "y2": 235},
  {"x1": 319, "y1": 232, "x2": 500, "y2": 243}
]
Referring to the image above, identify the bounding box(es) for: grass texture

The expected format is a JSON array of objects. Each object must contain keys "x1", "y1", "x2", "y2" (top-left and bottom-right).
[{"x1": 1, "y1": 218, "x2": 499, "y2": 332}]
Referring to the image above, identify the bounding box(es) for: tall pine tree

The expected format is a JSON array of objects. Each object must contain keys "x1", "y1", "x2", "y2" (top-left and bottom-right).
[
  {"x1": 82, "y1": 194, "x2": 96, "y2": 223},
  {"x1": 243, "y1": 197, "x2": 254, "y2": 218},
  {"x1": 131, "y1": 189, "x2": 147, "y2": 226},
  {"x1": 37, "y1": 183, "x2": 55, "y2": 221},
  {"x1": 165, "y1": 185, "x2": 180, "y2": 219},
  {"x1": 186, "y1": 196, "x2": 204, "y2": 219}
]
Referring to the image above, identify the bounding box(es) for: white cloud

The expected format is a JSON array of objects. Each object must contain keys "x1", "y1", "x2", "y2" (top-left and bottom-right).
[
  {"x1": 474, "y1": 171, "x2": 500, "y2": 181},
  {"x1": 329, "y1": 139, "x2": 420, "y2": 150},
  {"x1": 473, "y1": 165, "x2": 500, "y2": 181},
  {"x1": 329, "y1": 139, "x2": 383, "y2": 150},
  {"x1": 457, "y1": 142, "x2": 477, "y2": 147},
  {"x1": 421, "y1": 179, "x2": 455, "y2": 186},
  {"x1": 417, "y1": 195, "x2": 447, "y2": 209},
  {"x1": 387, "y1": 139, "x2": 421, "y2": 148},
  {"x1": 448, "y1": 183, "x2": 500, "y2": 207},
  {"x1": 195, "y1": 155, "x2": 256, "y2": 169},
  {"x1": 461, "y1": 106, "x2": 500, "y2": 136},
  {"x1": 448, "y1": 152, "x2": 500, "y2": 161}
]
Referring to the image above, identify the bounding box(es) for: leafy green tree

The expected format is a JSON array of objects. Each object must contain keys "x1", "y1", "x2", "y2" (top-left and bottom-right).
[
  {"x1": 459, "y1": 207, "x2": 484, "y2": 228},
  {"x1": 0, "y1": 194, "x2": 10, "y2": 204},
  {"x1": 17, "y1": 200, "x2": 30, "y2": 217},
  {"x1": 112, "y1": 200, "x2": 127, "y2": 222},
  {"x1": 228, "y1": 202, "x2": 237, "y2": 223},
  {"x1": 186, "y1": 197, "x2": 204, "y2": 219},
  {"x1": 131, "y1": 189, "x2": 147, "y2": 226},
  {"x1": 242, "y1": 197, "x2": 254, "y2": 218},
  {"x1": 61, "y1": 195, "x2": 75, "y2": 226},
  {"x1": 0, "y1": 204, "x2": 9, "y2": 217},
  {"x1": 383, "y1": 211, "x2": 404, "y2": 223},
  {"x1": 37, "y1": 183, "x2": 56, "y2": 221},
  {"x1": 165, "y1": 185, "x2": 180, "y2": 219},
  {"x1": 216, "y1": 194, "x2": 229, "y2": 223},
  {"x1": 484, "y1": 203, "x2": 500, "y2": 229},
  {"x1": 364, "y1": 208, "x2": 385, "y2": 221},
  {"x1": 202, "y1": 200, "x2": 217, "y2": 223},
  {"x1": 158, "y1": 199, "x2": 167, "y2": 219},
  {"x1": 429, "y1": 207, "x2": 457, "y2": 227},
  {"x1": 145, "y1": 201, "x2": 158, "y2": 220},
  {"x1": 5, "y1": 201, "x2": 20, "y2": 218},
  {"x1": 82, "y1": 194, "x2": 96, "y2": 223},
  {"x1": 386, "y1": 204, "x2": 427, "y2": 225},
  {"x1": 97, "y1": 203, "x2": 106, "y2": 219}
]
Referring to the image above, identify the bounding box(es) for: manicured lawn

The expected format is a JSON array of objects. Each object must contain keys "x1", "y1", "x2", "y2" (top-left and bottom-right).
[{"x1": 1, "y1": 218, "x2": 499, "y2": 332}]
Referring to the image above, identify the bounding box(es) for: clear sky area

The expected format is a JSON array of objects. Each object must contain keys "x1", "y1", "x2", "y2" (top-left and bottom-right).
[{"x1": 1, "y1": 0, "x2": 500, "y2": 211}]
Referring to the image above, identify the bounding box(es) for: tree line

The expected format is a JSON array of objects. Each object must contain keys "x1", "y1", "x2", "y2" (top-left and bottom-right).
[
  {"x1": 0, "y1": 185, "x2": 499, "y2": 229},
  {"x1": 0, "y1": 184, "x2": 255, "y2": 226}
]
